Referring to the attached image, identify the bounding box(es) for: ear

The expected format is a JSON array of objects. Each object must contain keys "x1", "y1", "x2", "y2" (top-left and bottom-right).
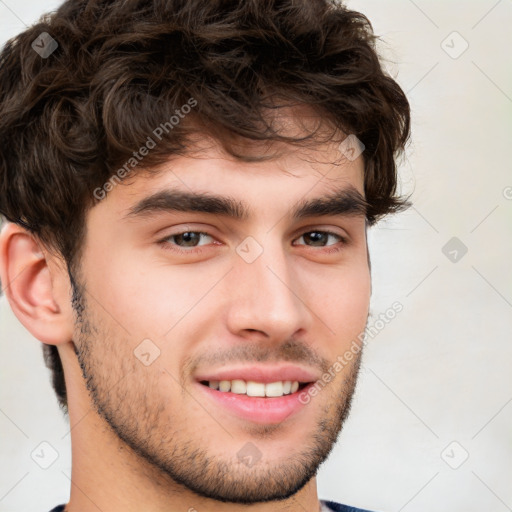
[{"x1": 0, "y1": 222, "x2": 74, "y2": 345}]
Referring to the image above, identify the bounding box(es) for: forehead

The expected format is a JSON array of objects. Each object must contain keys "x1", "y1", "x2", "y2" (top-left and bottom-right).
[{"x1": 112, "y1": 136, "x2": 365, "y2": 215}]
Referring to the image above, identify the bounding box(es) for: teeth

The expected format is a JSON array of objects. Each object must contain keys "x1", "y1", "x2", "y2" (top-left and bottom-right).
[
  {"x1": 265, "y1": 381, "x2": 284, "y2": 397},
  {"x1": 219, "y1": 380, "x2": 231, "y2": 392},
  {"x1": 231, "y1": 379, "x2": 247, "y2": 394},
  {"x1": 206, "y1": 379, "x2": 303, "y2": 397},
  {"x1": 247, "y1": 381, "x2": 265, "y2": 397}
]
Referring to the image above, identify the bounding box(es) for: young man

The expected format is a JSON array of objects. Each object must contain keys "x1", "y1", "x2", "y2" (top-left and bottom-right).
[{"x1": 0, "y1": 1, "x2": 410, "y2": 511}]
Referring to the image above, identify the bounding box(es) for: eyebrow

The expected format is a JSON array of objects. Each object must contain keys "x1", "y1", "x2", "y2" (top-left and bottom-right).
[{"x1": 123, "y1": 186, "x2": 368, "y2": 222}]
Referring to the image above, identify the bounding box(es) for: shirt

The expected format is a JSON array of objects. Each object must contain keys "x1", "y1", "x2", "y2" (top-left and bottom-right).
[
  {"x1": 321, "y1": 500, "x2": 375, "y2": 511},
  {"x1": 50, "y1": 500, "x2": 374, "y2": 511}
]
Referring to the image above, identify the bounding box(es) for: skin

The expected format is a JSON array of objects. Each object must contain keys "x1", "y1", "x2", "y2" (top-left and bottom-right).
[{"x1": 0, "y1": 120, "x2": 371, "y2": 512}]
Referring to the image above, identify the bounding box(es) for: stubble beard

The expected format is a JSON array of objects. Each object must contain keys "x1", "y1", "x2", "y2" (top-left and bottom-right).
[{"x1": 70, "y1": 276, "x2": 363, "y2": 504}]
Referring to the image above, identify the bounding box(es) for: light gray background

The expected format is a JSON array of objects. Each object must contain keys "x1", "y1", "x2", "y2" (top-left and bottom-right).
[{"x1": 1, "y1": 1, "x2": 511, "y2": 511}]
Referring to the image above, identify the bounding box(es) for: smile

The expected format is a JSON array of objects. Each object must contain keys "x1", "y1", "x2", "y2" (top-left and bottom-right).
[
  {"x1": 200, "y1": 379, "x2": 308, "y2": 398},
  {"x1": 197, "y1": 380, "x2": 316, "y2": 424}
]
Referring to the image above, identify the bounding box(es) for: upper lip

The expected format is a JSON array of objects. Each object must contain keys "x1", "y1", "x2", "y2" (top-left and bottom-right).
[{"x1": 194, "y1": 364, "x2": 320, "y2": 384}]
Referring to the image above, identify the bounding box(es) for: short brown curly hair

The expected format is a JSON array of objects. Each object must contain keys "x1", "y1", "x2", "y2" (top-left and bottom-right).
[{"x1": 0, "y1": 0, "x2": 411, "y2": 414}]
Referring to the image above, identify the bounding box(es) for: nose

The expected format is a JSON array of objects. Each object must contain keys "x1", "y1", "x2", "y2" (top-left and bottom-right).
[{"x1": 225, "y1": 240, "x2": 312, "y2": 342}]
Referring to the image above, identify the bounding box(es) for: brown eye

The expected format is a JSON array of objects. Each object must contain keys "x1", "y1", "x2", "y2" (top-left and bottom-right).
[
  {"x1": 173, "y1": 232, "x2": 202, "y2": 247},
  {"x1": 161, "y1": 231, "x2": 215, "y2": 251},
  {"x1": 295, "y1": 231, "x2": 345, "y2": 247}
]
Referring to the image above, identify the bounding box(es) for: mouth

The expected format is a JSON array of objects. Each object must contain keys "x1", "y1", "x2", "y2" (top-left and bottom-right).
[
  {"x1": 193, "y1": 365, "x2": 319, "y2": 424},
  {"x1": 195, "y1": 376, "x2": 317, "y2": 424},
  {"x1": 199, "y1": 379, "x2": 310, "y2": 398}
]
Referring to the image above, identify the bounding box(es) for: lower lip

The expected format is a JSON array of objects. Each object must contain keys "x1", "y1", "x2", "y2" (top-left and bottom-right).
[{"x1": 196, "y1": 382, "x2": 314, "y2": 424}]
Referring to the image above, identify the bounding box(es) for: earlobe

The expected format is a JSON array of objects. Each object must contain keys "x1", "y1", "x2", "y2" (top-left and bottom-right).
[{"x1": 0, "y1": 222, "x2": 74, "y2": 345}]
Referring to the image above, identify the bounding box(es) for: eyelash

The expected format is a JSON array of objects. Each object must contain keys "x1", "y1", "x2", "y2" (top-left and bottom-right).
[{"x1": 158, "y1": 229, "x2": 349, "y2": 255}]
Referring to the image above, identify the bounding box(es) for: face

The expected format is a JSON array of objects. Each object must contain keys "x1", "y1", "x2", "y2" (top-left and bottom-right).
[{"x1": 71, "y1": 133, "x2": 371, "y2": 503}]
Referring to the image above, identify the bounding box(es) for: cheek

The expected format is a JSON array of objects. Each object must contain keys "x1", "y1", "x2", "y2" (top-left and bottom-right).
[
  {"x1": 84, "y1": 250, "x2": 223, "y2": 341},
  {"x1": 305, "y1": 262, "x2": 370, "y2": 346}
]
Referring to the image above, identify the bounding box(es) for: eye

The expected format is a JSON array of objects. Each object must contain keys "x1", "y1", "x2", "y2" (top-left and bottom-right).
[
  {"x1": 294, "y1": 230, "x2": 347, "y2": 250},
  {"x1": 158, "y1": 229, "x2": 348, "y2": 256},
  {"x1": 161, "y1": 231, "x2": 215, "y2": 250}
]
